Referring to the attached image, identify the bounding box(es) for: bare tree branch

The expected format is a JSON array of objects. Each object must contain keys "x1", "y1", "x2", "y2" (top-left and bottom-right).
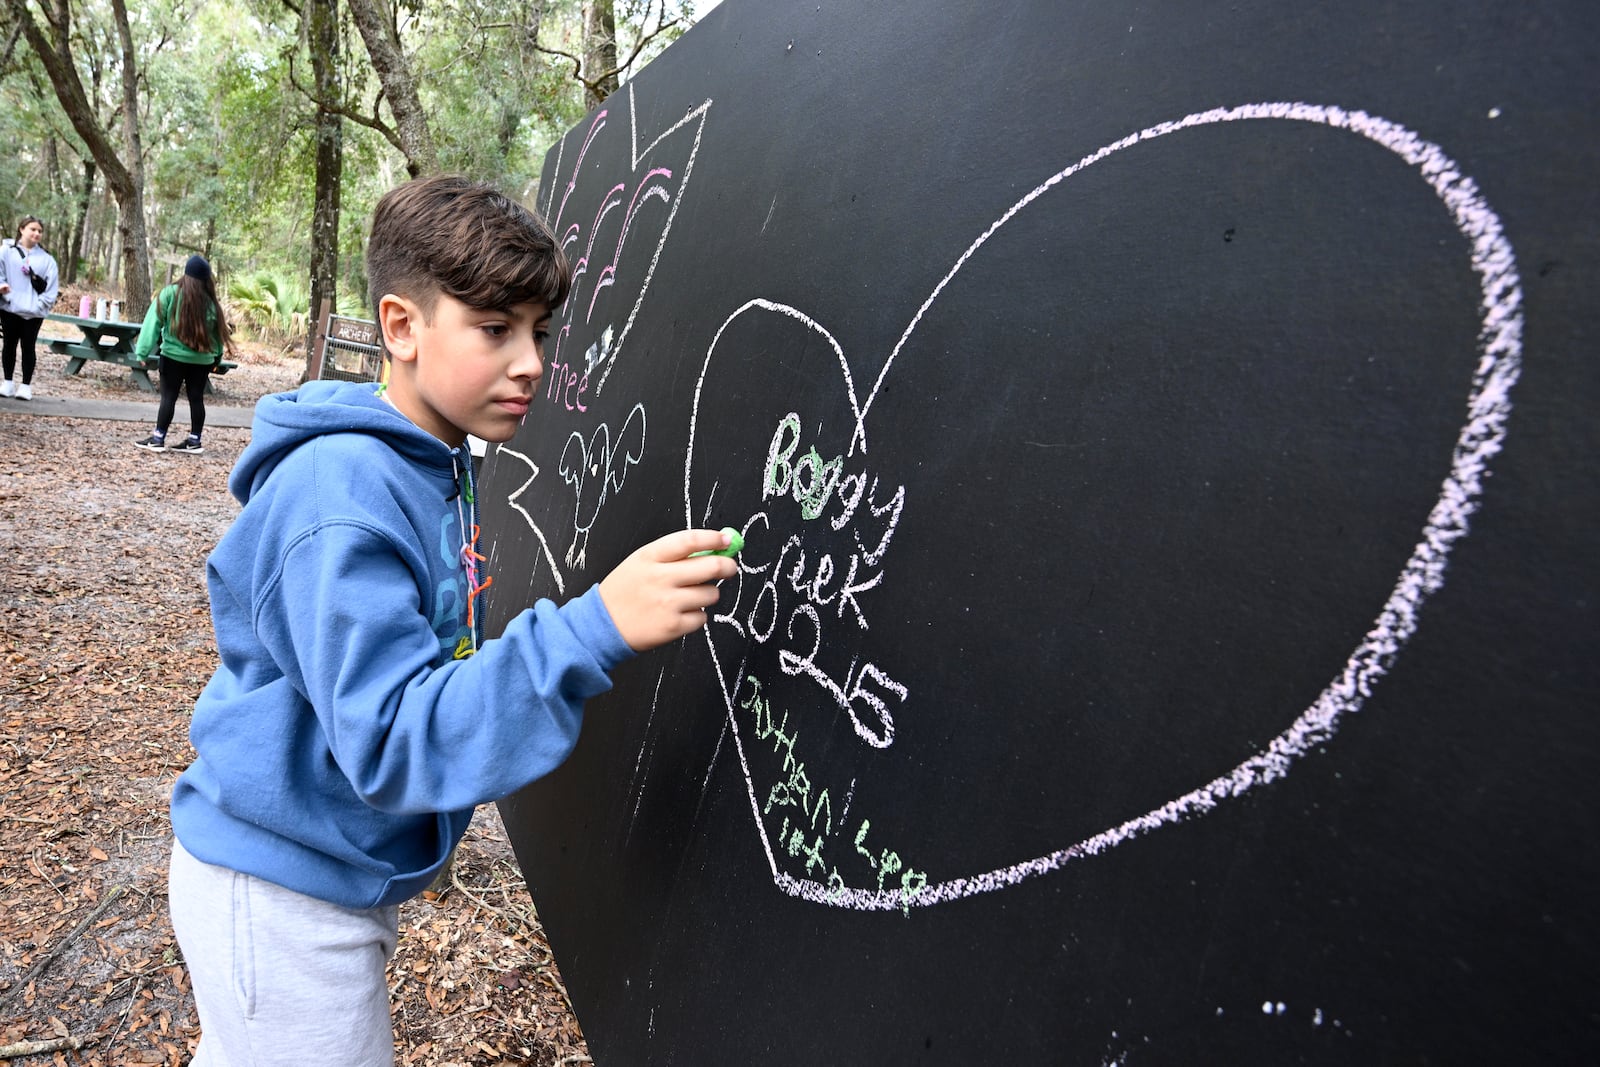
[
  {"x1": 283, "y1": 39, "x2": 407, "y2": 158},
  {"x1": 1, "y1": 18, "x2": 23, "y2": 69},
  {"x1": 531, "y1": 0, "x2": 678, "y2": 103},
  {"x1": 0, "y1": 1035, "x2": 101, "y2": 1058},
  {"x1": 0, "y1": 886, "x2": 125, "y2": 1012},
  {"x1": 345, "y1": 0, "x2": 436, "y2": 175}
]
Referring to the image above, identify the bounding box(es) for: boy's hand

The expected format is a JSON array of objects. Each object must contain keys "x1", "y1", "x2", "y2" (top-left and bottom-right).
[{"x1": 599, "y1": 529, "x2": 739, "y2": 651}]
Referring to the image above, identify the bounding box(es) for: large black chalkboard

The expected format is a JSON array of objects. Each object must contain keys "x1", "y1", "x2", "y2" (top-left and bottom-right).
[{"x1": 482, "y1": 1, "x2": 1599, "y2": 1061}]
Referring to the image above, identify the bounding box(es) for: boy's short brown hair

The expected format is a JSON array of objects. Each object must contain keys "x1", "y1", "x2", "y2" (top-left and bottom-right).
[{"x1": 366, "y1": 175, "x2": 570, "y2": 325}]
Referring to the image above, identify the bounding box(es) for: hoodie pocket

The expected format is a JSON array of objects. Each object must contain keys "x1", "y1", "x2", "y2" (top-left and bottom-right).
[{"x1": 231, "y1": 871, "x2": 259, "y2": 1018}]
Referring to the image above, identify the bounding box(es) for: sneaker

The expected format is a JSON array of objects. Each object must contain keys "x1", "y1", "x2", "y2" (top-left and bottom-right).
[
  {"x1": 169, "y1": 437, "x2": 205, "y2": 455},
  {"x1": 135, "y1": 435, "x2": 168, "y2": 452},
  {"x1": 16, "y1": 383, "x2": 30, "y2": 401},
  {"x1": 0, "y1": 381, "x2": 12, "y2": 398}
]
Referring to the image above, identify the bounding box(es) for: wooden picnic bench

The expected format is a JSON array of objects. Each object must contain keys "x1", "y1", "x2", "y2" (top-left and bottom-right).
[{"x1": 44, "y1": 312, "x2": 238, "y2": 393}]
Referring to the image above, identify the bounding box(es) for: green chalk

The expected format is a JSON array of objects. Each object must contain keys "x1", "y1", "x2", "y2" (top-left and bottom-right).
[{"x1": 691, "y1": 527, "x2": 744, "y2": 558}]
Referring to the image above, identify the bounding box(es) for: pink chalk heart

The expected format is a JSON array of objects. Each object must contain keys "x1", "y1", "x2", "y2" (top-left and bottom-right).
[{"x1": 683, "y1": 104, "x2": 1523, "y2": 912}]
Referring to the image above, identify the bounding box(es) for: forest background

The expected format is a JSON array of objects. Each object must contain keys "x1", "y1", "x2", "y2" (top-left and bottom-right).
[
  {"x1": 0, "y1": 0, "x2": 706, "y2": 368},
  {"x1": 1, "y1": 1, "x2": 705, "y2": 1061}
]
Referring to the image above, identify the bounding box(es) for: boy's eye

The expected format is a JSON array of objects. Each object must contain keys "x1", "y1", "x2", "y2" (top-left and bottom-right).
[
  {"x1": 482, "y1": 323, "x2": 509, "y2": 337},
  {"x1": 534, "y1": 329, "x2": 551, "y2": 343}
]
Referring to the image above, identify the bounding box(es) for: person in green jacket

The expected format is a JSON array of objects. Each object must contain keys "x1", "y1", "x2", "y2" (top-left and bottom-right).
[{"x1": 135, "y1": 255, "x2": 231, "y2": 454}]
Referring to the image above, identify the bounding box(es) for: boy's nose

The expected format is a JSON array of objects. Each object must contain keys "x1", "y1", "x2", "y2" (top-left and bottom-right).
[{"x1": 511, "y1": 341, "x2": 544, "y2": 381}]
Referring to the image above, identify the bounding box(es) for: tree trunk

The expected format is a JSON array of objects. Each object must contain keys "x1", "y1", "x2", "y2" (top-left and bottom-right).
[
  {"x1": 67, "y1": 159, "x2": 95, "y2": 285},
  {"x1": 94, "y1": 185, "x2": 115, "y2": 285},
  {"x1": 43, "y1": 135, "x2": 62, "y2": 233},
  {"x1": 496, "y1": 0, "x2": 548, "y2": 160},
  {"x1": 345, "y1": 0, "x2": 437, "y2": 177},
  {"x1": 584, "y1": 0, "x2": 619, "y2": 105},
  {"x1": 304, "y1": 0, "x2": 344, "y2": 381},
  {"x1": 8, "y1": 0, "x2": 153, "y2": 315},
  {"x1": 110, "y1": 0, "x2": 152, "y2": 316}
]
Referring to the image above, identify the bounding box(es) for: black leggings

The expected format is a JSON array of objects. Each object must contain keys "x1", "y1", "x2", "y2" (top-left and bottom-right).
[
  {"x1": 1, "y1": 311, "x2": 43, "y2": 385},
  {"x1": 155, "y1": 357, "x2": 211, "y2": 437}
]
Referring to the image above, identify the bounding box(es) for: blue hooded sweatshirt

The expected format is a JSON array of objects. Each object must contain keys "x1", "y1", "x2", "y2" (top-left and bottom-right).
[{"x1": 170, "y1": 381, "x2": 633, "y2": 909}]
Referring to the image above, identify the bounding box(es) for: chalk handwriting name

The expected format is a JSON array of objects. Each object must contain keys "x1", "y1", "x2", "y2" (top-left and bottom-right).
[
  {"x1": 741, "y1": 675, "x2": 926, "y2": 914},
  {"x1": 719, "y1": 412, "x2": 908, "y2": 748}
]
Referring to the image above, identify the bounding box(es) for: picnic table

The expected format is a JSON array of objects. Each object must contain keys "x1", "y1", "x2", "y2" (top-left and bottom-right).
[{"x1": 44, "y1": 312, "x2": 237, "y2": 393}]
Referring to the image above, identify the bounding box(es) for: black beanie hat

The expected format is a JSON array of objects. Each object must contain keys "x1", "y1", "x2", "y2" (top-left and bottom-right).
[{"x1": 184, "y1": 255, "x2": 212, "y2": 283}]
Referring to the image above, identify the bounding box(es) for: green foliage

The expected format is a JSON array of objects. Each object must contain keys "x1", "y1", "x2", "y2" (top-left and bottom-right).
[
  {"x1": 227, "y1": 269, "x2": 309, "y2": 343},
  {"x1": 5, "y1": 0, "x2": 701, "y2": 305},
  {"x1": 0, "y1": 28, "x2": 81, "y2": 235}
]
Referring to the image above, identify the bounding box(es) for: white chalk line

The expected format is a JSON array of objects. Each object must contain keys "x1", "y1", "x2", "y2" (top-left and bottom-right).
[
  {"x1": 496, "y1": 446, "x2": 567, "y2": 596},
  {"x1": 684, "y1": 298, "x2": 865, "y2": 530},
  {"x1": 684, "y1": 302, "x2": 865, "y2": 885},
  {"x1": 685, "y1": 102, "x2": 1524, "y2": 911},
  {"x1": 622, "y1": 667, "x2": 668, "y2": 851}
]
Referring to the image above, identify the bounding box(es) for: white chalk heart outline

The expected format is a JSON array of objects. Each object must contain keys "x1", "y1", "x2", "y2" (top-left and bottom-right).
[{"x1": 684, "y1": 102, "x2": 1524, "y2": 911}]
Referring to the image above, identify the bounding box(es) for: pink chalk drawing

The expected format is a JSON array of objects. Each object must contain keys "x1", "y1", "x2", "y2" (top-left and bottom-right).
[
  {"x1": 683, "y1": 103, "x2": 1525, "y2": 911},
  {"x1": 493, "y1": 86, "x2": 712, "y2": 597},
  {"x1": 544, "y1": 83, "x2": 711, "y2": 398}
]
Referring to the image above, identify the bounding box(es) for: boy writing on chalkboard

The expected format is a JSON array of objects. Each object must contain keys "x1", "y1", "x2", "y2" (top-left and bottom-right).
[{"x1": 165, "y1": 174, "x2": 737, "y2": 1064}]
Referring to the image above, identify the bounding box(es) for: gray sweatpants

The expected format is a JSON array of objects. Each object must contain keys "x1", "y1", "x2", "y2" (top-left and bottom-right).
[{"x1": 168, "y1": 838, "x2": 400, "y2": 1066}]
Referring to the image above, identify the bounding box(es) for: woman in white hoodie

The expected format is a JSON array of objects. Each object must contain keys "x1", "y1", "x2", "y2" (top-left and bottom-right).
[{"x1": 0, "y1": 215, "x2": 61, "y2": 401}]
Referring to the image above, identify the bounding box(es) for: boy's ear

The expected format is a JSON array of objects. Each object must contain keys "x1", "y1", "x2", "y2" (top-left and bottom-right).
[{"x1": 378, "y1": 294, "x2": 422, "y2": 363}]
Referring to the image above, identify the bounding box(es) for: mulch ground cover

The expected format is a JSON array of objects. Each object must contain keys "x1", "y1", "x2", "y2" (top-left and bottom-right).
[{"x1": 1, "y1": 350, "x2": 591, "y2": 1065}]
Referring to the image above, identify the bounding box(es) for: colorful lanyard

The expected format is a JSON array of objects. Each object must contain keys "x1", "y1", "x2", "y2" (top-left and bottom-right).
[{"x1": 453, "y1": 449, "x2": 491, "y2": 657}]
